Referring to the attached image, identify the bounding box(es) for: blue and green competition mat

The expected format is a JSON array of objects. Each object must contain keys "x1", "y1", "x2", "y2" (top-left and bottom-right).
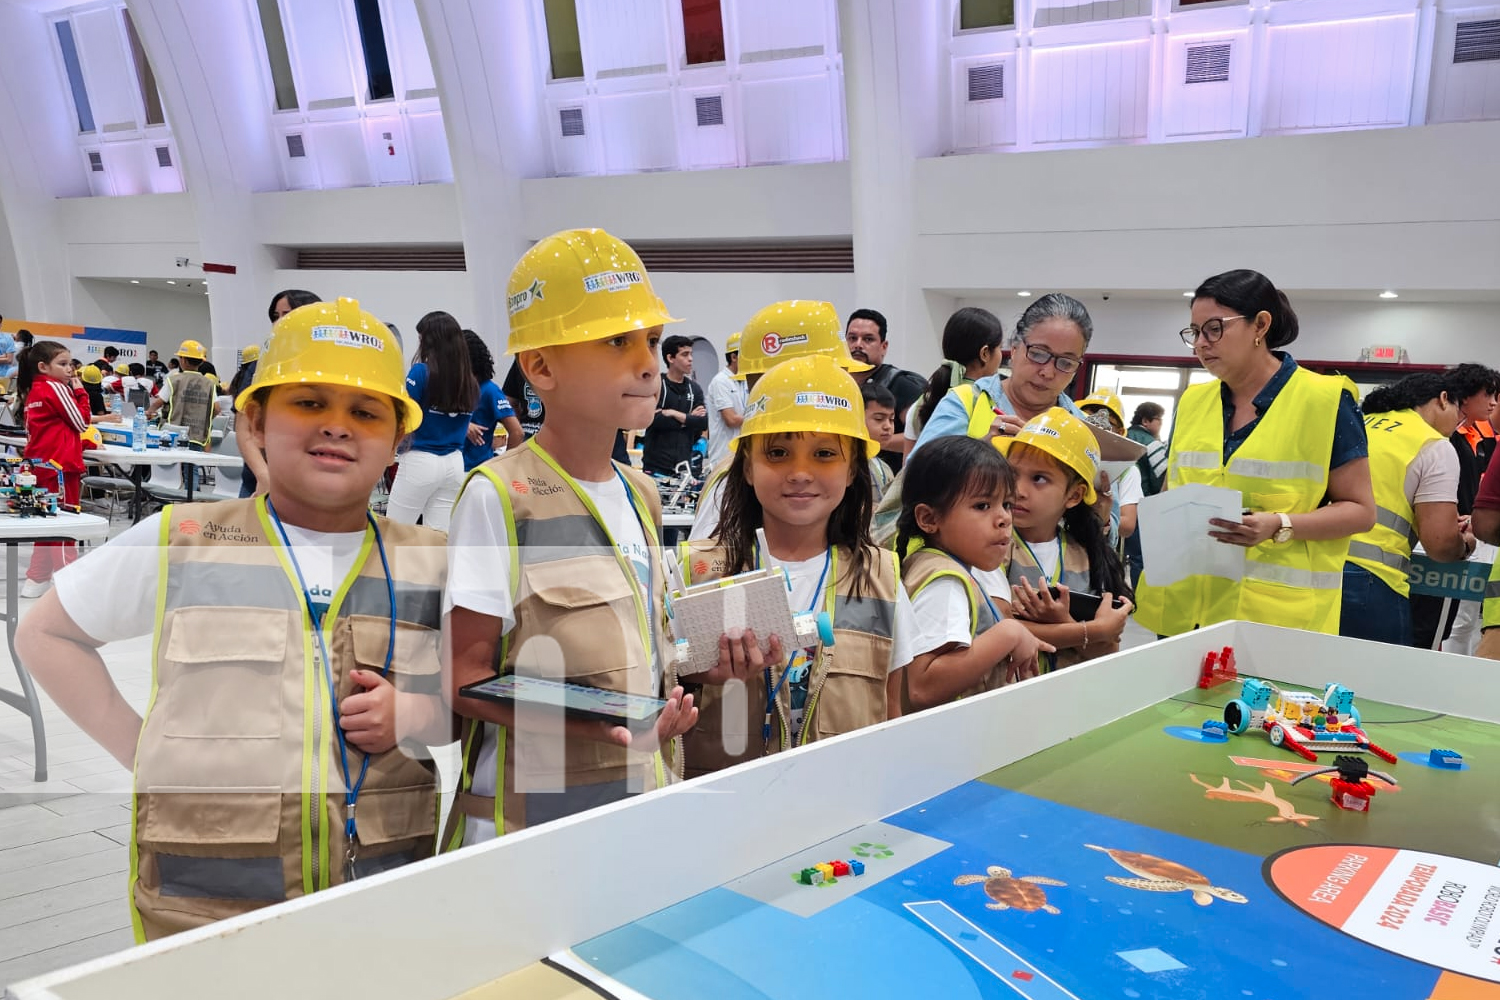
[{"x1": 563, "y1": 680, "x2": 1500, "y2": 1000}]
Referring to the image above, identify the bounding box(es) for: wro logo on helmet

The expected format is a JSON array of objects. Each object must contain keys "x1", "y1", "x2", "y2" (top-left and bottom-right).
[
  {"x1": 310, "y1": 326, "x2": 385, "y2": 351},
  {"x1": 795, "y1": 391, "x2": 852, "y2": 412},
  {"x1": 583, "y1": 270, "x2": 643, "y2": 294}
]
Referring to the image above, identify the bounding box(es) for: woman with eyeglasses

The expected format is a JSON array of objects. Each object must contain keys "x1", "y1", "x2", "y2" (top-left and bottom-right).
[
  {"x1": 1134, "y1": 269, "x2": 1375, "y2": 638},
  {"x1": 912, "y1": 294, "x2": 1092, "y2": 455}
]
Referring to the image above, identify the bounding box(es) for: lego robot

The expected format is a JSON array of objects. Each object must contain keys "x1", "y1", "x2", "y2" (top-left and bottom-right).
[{"x1": 1223, "y1": 679, "x2": 1396, "y2": 764}]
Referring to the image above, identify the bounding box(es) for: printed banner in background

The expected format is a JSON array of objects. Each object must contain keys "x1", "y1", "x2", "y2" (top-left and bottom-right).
[
  {"x1": 1266, "y1": 843, "x2": 1500, "y2": 985},
  {"x1": 0, "y1": 317, "x2": 150, "y2": 364},
  {"x1": 1409, "y1": 554, "x2": 1493, "y2": 602}
]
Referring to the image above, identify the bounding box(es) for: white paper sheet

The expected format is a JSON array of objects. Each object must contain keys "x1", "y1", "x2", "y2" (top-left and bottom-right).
[{"x1": 1137, "y1": 483, "x2": 1246, "y2": 587}]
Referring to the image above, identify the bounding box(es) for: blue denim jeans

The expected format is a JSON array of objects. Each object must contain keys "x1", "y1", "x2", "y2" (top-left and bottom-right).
[{"x1": 1338, "y1": 563, "x2": 1412, "y2": 646}]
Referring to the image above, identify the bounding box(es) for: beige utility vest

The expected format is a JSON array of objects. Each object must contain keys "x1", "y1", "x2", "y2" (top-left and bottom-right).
[
  {"x1": 1008, "y1": 530, "x2": 1093, "y2": 671},
  {"x1": 678, "y1": 542, "x2": 898, "y2": 778},
  {"x1": 165, "y1": 370, "x2": 216, "y2": 447},
  {"x1": 131, "y1": 498, "x2": 446, "y2": 942},
  {"x1": 446, "y1": 442, "x2": 677, "y2": 844},
  {"x1": 901, "y1": 546, "x2": 1004, "y2": 711}
]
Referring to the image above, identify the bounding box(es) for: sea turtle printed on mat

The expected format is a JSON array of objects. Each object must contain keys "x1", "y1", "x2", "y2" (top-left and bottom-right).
[
  {"x1": 953, "y1": 865, "x2": 1066, "y2": 913},
  {"x1": 1085, "y1": 844, "x2": 1249, "y2": 906}
]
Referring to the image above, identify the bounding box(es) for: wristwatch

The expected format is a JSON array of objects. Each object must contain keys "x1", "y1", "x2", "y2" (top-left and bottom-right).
[{"x1": 1272, "y1": 512, "x2": 1294, "y2": 544}]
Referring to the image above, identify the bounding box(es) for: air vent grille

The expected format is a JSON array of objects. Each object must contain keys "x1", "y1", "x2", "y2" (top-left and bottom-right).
[
  {"x1": 285, "y1": 133, "x2": 306, "y2": 158},
  {"x1": 292, "y1": 241, "x2": 856, "y2": 274},
  {"x1": 1185, "y1": 43, "x2": 1232, "y2": 84},
  {"x1": 967, "y1": 63, "x2": 1005, "y2": 102},
  {"x1": 295, "y1": 246, "x2": 467, "y2": 271},
  {"x1": 559, "y1": 107, "x2": 585, "y2": 137},
  {"x1": 695, "y1": 94, "x2": 725, "y2": 126},
  {"x1": 88, "y1": 151, "x2": 104, "y2": 172},
  {"x1": 155, "y1": 145, "x2": 172, "y2": 168},
  {"x1": 1454, "y1": 19, "x2": 1500, "y2": 63}
]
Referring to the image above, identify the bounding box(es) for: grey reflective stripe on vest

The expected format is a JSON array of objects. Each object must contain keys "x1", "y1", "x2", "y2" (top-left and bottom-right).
[
  {"x1": 157, "y1": 854, "x2": 286, "y2": 902},
  {"x1": 1347, "y1": 540, "x2": 1411, "y2": 575},
  {"x1": 1173, "y1": 451, "x2": 1221, "y2": 470},
  {"x1": 351, "y1": 850, "x2": 419, "y2": 880},
  {"x1": 974, "y1": 590, "x2": 998, "y2": 633},
  {"x1": 165, "y1": 562, "x2": 301, "y2": 614},
  {"x1": 1373, "y1": 505, "x2": 1416, "y2": 545},
  {"x1": 833, "y1": 595, "x2": 895, "y2": 640},
  {"x1": 1226, "y1": 457, "x2": 1327, "y2": 482},
  {"x1": 343, "y1": 576, "x2": 443, "y2": 626},
  {"x1": 1486, "y1": 578, "x2": 1500, "y2": 600},
  {"x1": 1244, "y1": 561, "x2": 1343, "y2": 591},
  {"x1": 513, "y1": 514, "x2": 611, "y2": 560},
  {"x1": 165, "y1": 561, "x2": 441, "y2": 627}
]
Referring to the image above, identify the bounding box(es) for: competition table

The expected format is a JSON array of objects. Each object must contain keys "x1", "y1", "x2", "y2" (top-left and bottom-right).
[
  {"x1": 0, "y1": 511, "x2": 109, "y2": 783},
  {"x1": 82, "y1": 445, "x2": 243, "y2": 521},
  {"x1": 10, "y1": 622, "x2": 1500, "y2": 1000}
]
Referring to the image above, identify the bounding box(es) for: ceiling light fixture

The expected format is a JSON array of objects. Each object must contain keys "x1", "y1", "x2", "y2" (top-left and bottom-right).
[
  {"x1": 1379, "y1": 290, "x2": 1398, "y2": 299},
  {"x1": 166, "y1": 280, "x2": 175, "y2": 285},
  {"x1": 1017, "y1": 291, "x2": 1032, "y2": 298},
  {"x1": 130, "y1": 279, "x2": 140, "y2": 284},
  {"x1": 1182, "y1": 291, "x2": 1193, "y2": 297}
]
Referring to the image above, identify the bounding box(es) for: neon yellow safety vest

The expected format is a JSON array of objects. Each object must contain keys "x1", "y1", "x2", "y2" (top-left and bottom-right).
[
  {"x1": 950, "y1": 384, "x2": 999, "y2": 439},
  {"x1": 1133, "y1": 366, "x2": 1356, "y2": 636},
  {"x1": 1482, "y1": 560, "x2": 1500, "y2": 630},
  {"x1": 1345, "y1": 409, "x2": 1442, "y2": 597}
]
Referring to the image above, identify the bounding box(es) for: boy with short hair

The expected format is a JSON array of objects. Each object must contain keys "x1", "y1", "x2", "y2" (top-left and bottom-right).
[
  {"x1": 862, "y1": 381, "x2": 898, "y2": 499},
  {"x1": 444, "y1": 229, "x2": 699, "y2": 845}
]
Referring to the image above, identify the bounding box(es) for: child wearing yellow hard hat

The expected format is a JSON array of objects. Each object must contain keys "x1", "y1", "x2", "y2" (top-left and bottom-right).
[
  {"x1": 677, "y1": 353, "x2": 916, "y2": 777},
  {"x1": 443, "y1": 228, "x2": 699, "y2": 846},
  {"x1": 1079, "y1": 389, "x2": 1143, "y2": 546},
  {"x1": 147, "y1": 338, "x2": 216, "y2": 447},
  {"x1": 995, "y1": 407, "x2": 1134, "y2": 670},
  {"x1": 691, "y1": 300, "x2": 876, "y2": 541},
  {"x1": 18, "y1": 298, "x2": 450, "y2": 941}
]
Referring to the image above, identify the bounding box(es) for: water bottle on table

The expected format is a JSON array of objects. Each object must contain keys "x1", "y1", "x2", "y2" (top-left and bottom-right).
[
  {"x1": 111, "y1": 393, "x2": 123, "y2": 418},
  {"x1": 132, "y1": 407, "x2": 147, "y2": 452}
]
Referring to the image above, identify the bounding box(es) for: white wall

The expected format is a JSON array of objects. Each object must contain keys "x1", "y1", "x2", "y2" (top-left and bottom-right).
[
  {"x1": 71, "y1": 278, "x2": 211, "y2": 351},
  {"x1": 0, "y1": 196, "x2": 22, "y2": 318},
  {"x1": 649, "y1": 271, "x2": 858, "y2": 349}
]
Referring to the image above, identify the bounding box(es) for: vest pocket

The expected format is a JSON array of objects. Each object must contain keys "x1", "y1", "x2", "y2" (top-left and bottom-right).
[
  {"x1": 159, "y1": 607, "x2": 290, "y2": 740},
  {"x1": 811, "y1": 656, "x2": 887, "y2": 741},
  {"x1": 520, "y1": 556, "x2": 647, "y2": 680},
  {"x1": 140, "y1": 788, "x2": 285, "y2": 903},
  {"x1": 355, "y1": 784, "x2": 438, "y2": 847},
  {"x1": 349, "y1": 616, "x2": 442, "y2": 694}
]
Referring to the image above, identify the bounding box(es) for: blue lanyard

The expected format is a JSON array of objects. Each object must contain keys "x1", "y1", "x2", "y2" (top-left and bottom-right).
[
  {"x1": 613, "y1": 467, "x2": 656, "y2": 663},
  {"x1": 759, "y1": 545, "x2": 831, "y2": 744},
  {"x1": 1018, "y1": 534, "x2": 1064, "y2": 587},
  {"x1": 940, "y1": 551, "x2": 1002, "y2": 626},
  {"x1": 265, "y1": 500, "x2": 396, "y2": 863}
]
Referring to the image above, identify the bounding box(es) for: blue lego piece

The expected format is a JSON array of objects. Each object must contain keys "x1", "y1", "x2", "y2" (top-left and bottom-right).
[
  {"x1": 1429, "y1": 748, "x2": 1463, "y2": 769},
  {"x1": 1240, "y1": 678, "x2": 1273, "y2": 710},
  {"x1": 1200, "y1": 720, "x2": 1229, "y2": 742},
  {"x1": 849, "y1": 859, "x2": 866, "y2": 876},
  {"x1": 1323, "y1": 684, "x2": 1355, "y2": 715}
]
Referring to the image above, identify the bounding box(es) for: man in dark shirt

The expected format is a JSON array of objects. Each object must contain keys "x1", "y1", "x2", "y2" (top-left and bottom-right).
[
  {"x1": 502, "y1": 358, "x2": 546, "y2": 439},
  {"x1": 144, "y1": 349, "x2": 168, "y2": 384},
  {"x1": 845, "y1": 308, "x2": 926, "y2": 471},
  {"x1": 642, "y1": 335, "x2": 707, "y2": 476}
]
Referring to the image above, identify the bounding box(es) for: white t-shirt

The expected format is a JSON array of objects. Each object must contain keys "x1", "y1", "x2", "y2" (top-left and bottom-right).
[
  {"x1": 1015, "y1": 534, "x2": 1063, "y2": 583},
  {"x1": 1115, "y1": 464, "x2": 1143, "y2": 510},
  {"x1": 909, "y1": 576, "x2": 976, "y2": 657},
  {"x1": 704, "y1": 370, "x2": 746, "y2": 471},
  {"x1": 689, "y1": 470, "x2": 727, "y2": 541},
  {"x1": 447, "y1": 472, "x2": 661, "y2": 845},
  {"x1": 54, "y1": 513, "x2": 366, "y2": 643},
  {"x1": 775, "y1": 550, "x2": 916, "y2": 743}
]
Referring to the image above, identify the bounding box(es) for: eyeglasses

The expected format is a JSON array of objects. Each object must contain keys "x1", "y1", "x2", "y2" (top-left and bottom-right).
[
  {"x1": 1179, "y1": 316, "x2": 1244, "y2": 346},
  {"x1": 1020, "y1": 342, "x2": 1082, "y2": 375}
]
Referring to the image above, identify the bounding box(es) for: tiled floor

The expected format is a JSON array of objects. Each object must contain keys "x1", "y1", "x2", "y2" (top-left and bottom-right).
[{"x1": 0, "y1": 531, "x2": 1161, "y2": 993}]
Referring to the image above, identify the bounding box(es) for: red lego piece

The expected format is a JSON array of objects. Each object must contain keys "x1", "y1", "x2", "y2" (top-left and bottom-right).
[
  {"x1": 1198, "y1": 651, "x2": 1219, "y2": 689},
  {"x1": 831, "y1": 860, "x2": 851, "y2": 877},
  {"x1": 1330, "y1": 777, "x2": 1374, "y2": 812},
  {"x1": 1198, "y1": 647, "x2": 1239, "y2": 689},
  {"x1": 1218, "y1": 646, "x2": 1237, "y2": 682}
]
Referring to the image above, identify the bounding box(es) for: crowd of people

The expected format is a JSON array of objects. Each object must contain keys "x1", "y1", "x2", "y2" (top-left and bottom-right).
[{"x1": 10, "y1": 227, "x2": 1500, "y2": 946}]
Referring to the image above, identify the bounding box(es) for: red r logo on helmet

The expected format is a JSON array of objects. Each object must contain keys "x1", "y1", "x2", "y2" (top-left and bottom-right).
[{"x1": 761, "y1": 333, "x2": 781, "y2": 355}]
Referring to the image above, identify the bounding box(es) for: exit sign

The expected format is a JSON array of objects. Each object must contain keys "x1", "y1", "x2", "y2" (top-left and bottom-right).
[{"x1": 1361, "y1": 344, "x2": 1407, "y2": 363}]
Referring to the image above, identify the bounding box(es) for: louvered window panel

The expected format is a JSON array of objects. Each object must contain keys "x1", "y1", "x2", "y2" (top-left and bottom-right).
[
  {"x1": 695, "y1": 94, "x2": 725, "y2": 127},
  {"x1": 285, "y1": 133, "x2": 306, "y2": 158},
  {"x1": 967, "y1": 63, "x2": 1005, "y2": 102},
  {"x1": 1185, "y1": 43, "x2": 1231, "y2": 84},
  {"x1": 87, "y1": 151, "x2": 104, "y2": 172},
  {"x1": 155, "y1": 145, "x2": 172, "y2": 168},
  {"x1": 559, "y1": 107, "x2": 585, "y2": 137},
  {"x1": 1454, "y1": 20, "x2": 1500, "y2": 63}
]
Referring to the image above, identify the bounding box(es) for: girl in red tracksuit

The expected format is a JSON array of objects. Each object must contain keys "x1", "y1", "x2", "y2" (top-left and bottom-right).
[{"x1": 18, "y1": 341, "x2": 89, "y2": 594}]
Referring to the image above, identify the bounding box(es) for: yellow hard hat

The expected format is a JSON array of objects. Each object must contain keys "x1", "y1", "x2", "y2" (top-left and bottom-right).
[
  {"x1": 80, "y1": 425, "x2": 102, "y2": 448},
  {"x1": 239, "y1": 344, "x2": 260, "y2": 364},
  {"x1": 736, "y1": 301, "x2": 871, "y2": 380},
  {"x1": 79, "y1": 365, "x2": 103, "y2": 385},
  {"x1": 114, "y1": 362, "x2": 131, "y2": 375},
  {"x1": 993, "y1": 407, "x2": 1100, "y2": 505},
  {"x1": 1080, "y1": 389, "x2": 1125, "y2": 430},
  {"x1": 236, "y1": 297, "x2": 423, "y2": 431},
  {"x1": 504, "y1": 228, "x2": 680, "y2": 353},
  {"x1": 177, "y1": 339, "x2": 207, "y2": 361},
  {"x1": 734, "y1": 354, "x2": 879, "y2": 458},
  {"x1": 725, "y1": 331, "x2": 741, "y2": 355}
]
